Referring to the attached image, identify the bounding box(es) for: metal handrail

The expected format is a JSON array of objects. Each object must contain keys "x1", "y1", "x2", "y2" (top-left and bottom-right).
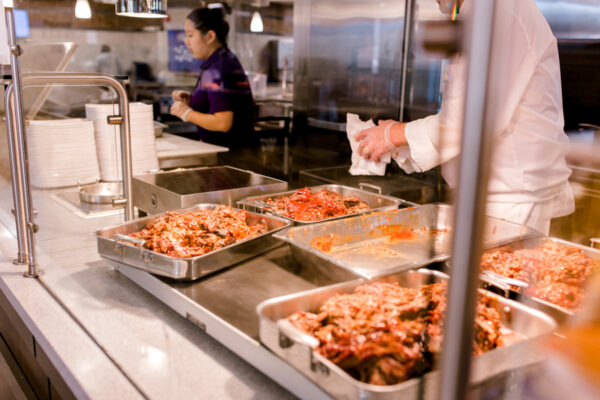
[
  {"x1": 3, "y1": 4, "x2": 135, "y2": 277},
  {"x1": 4, "y1": 73, "x2": 135, "y2": 277}
]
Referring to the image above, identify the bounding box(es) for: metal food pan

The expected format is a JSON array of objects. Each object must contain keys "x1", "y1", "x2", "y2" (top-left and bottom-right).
[
  {"x1": 478, "y1": 237, "x2": 600, "y2": 323},
  {"x1": 95, "y1": 204, "x2": 291, "y2": 281},
  {"x1": 274, "y1": 204, "x2": 540, "y2": 279},
  {"x1": 237, "y1": 183, "x2": 406, "y2": 225},
  {"x1": 256, "y1": 268, "x2": 556, "y2": 400},
  {"x1": 133, "y1": 166, "x2": 288, "y2": 215}
]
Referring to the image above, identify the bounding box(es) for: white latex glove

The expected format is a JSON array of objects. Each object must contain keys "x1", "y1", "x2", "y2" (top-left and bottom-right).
[
  {"x1": 355, "y1": 120, "x2": 396, "y2": 163},
  {"x1": 170, "y1": 101, "x2": 193, "y2": 121},
  {"x1": 171, "y1": 90, "x2": 191, "y2": 105}
]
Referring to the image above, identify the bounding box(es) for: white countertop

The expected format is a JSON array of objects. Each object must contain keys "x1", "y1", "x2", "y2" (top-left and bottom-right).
[
  {"x1": 155, "y1": 133, "x2": 228, "y2": 160},
  {"x1": 0, "y1": 178, "x2": 296, "y2": 399}
]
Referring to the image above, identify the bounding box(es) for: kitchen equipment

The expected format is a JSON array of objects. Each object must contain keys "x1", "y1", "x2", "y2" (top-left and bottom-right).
[
  {"x1": 132, "y1": 166, "x2": 287, "y2": 215},
  {"x1": 477, "y1": 237, "x2": 600, "y2": 323},
  {"x1": 153, "y1": 120, "x2": 167, "y2": 138},
  {"x1": 256, "y1": 268, "x2": 556, "y2": 400},
  {"x1": 237, "y1": 183, "x2": 406, "y2": 225},
  {"x1": 274, "y1": 204, "x2": 540, "y2": 279},
  {"x1": 78, "y1": 181, "x2": 122, "y2": 204},
  {"x1": 95, "y1": 204, "x2": 291, "y2": 280}
]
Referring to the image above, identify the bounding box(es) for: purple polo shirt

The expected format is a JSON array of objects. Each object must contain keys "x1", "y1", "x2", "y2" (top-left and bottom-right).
[{"x1": 189, "y1": 47, "x2": 255, "y2": 147}]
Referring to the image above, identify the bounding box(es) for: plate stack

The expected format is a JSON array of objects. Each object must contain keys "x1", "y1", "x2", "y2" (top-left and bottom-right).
[
  {"x1": 27, "y1": 119, "x2": 100, "y2": 188},
  {"x1": 86, "y1": 102, "x2": 159, "y2": 181}
]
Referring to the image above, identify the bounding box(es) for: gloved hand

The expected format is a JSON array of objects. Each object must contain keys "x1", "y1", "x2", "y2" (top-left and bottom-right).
[
  {"x1": 170, "y1": 101, "x2": 193, "y2": 122},
  {"x1": 171, "y1": 90, "x2": 191, "y2": 105},
  {"x1": 355, "y1": 120, "x2": 398, "y2": 163}
]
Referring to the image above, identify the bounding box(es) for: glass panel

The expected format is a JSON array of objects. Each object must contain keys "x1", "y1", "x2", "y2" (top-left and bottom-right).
[{"x1": 298, "y1": 0, "x2": 407, "y2": 127}]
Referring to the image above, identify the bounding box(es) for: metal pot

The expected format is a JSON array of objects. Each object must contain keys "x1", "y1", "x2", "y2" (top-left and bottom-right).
[{"x1": 78, "y1": 182, "x2": 123, "y2": 204}]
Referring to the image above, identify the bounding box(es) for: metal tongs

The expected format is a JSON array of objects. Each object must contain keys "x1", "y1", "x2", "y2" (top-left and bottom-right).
[{"x1": 254, "y1": 200, "x2": 277, "y2": 210}]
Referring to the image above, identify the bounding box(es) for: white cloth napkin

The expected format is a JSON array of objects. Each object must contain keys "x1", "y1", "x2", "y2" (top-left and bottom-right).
[{"x1": 346, "y1": 113, "x2": 391, "y2": 176}]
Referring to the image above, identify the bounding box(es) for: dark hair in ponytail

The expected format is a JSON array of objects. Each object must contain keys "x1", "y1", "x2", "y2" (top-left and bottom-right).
[{"x1": 187, "y1": 4, "x2": 232, "y2": 48}]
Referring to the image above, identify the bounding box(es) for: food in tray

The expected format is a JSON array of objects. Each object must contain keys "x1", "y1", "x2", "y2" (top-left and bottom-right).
[
  {"x1": 481, "y1": 241, "x2": 599, "y2": 309},
  {"x1": 264, "y1": 187, "x2": 370, "y2": 222},
  {"x1": 310, "y1": 234, "x2": 335, "y2": 252},
  {"x1": 287, "y1": 281, "x2": 517, "y2": 386},
  {"x1": 371, "y1": 224, "x2": 419, "y2": 240},
  {"x1": 128, "y1": 205, "x2": 268, "y2": 258}
]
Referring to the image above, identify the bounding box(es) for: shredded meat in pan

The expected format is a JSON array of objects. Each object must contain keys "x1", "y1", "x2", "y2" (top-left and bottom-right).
[
  {"x1": 265, "y1": 187, "x2": 370, "y2": 222},
  {"x1": 288, "y1": 281, "x2": 511, "y2": 386},
  {"x1": 481, "y1": 242, "x2": 599, "y2": 309},
  {"x1": 129, "y1": 205, "x2": 267, "y2": 258}
]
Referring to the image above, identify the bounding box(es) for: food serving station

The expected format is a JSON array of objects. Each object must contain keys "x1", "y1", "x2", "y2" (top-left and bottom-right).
[{"x1": 0, "y1": 1, "x2": 600, "y2": 400}]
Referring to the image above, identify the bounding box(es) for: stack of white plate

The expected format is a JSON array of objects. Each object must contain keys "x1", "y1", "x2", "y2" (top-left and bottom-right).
[
  {"x1": 85, "y1": 102, "x2": 159, "y2": 181},
  {"x1": 27, "y1": 119, "x2": 100, "y2": 188}
]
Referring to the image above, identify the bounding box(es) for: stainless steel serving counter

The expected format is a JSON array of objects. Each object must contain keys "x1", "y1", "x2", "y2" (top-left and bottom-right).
[{"x1": 0, "y1": 174, "x2": 299, "y2": 399}]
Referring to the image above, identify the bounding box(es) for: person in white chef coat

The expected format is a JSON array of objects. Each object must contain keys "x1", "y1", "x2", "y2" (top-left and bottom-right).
[{"x1": 356, "y1": 0, "x2": 574, "y2": 234}]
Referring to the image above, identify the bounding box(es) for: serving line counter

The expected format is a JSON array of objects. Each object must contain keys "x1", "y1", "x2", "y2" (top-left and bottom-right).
[
  {"x1": 155, "y1": 133, "x2": 228, "y2": 169},
  {"x1": 0, "y1": 176, "x2": 299, "y2": 399}
]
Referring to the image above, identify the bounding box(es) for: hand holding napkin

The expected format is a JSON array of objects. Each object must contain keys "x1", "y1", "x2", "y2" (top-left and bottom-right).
[{"x1": 346, "y1": 113, "x2": 391, "y2": 176}]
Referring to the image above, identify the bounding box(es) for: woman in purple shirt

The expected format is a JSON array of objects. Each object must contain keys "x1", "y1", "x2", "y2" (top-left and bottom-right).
[{"x1": 170, "y1": 5, "x2": 255, "y2": 147}]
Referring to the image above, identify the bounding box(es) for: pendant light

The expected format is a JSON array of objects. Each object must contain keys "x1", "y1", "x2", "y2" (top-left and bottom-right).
[
  {"x1": 75, "y1": 0, "x2": 92, "y2": 19},
  {"x1": 116, "y1": 0, "x2": 167, "y2": 18},
  {"x1": 250, "y1": 10, "x2": 263, "y2": 33}
]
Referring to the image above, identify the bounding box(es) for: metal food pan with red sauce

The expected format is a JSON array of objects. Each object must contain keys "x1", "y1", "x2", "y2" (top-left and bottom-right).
[
  {"x1": 478, "y1": 237, "x2": 600, "y2": 323},
  {"x1": 237, "y1": 184, "x2": 406, "y2": 226},
  {"x1": 274, "y1": 204, "x2": 539, "y2": 279},
  {"x1": 95, "y1": 204, "x2": 291, "y2": 280},
  {"x1": 256, "y1": 268, "x2": 556, "y2": 400}
]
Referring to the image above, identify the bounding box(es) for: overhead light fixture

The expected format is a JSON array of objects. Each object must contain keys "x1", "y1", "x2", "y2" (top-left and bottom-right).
[
  {"x1": 3, "y1": 0, "x2": 14, "y2": 7},
  {"x1": 116, "y1": 0, "x2": 167, "y2": 19},
  {"x1": 75, "y1": 0, "x2": 92, "y2": 19},
  {"x1": 250, "y1": 11, "x2": 263, "y2": 33}
]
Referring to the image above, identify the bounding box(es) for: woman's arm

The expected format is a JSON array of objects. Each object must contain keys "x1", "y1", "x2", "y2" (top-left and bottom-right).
[{"x1": 170, "y1": 101, "x2": 234, "y2": 132}]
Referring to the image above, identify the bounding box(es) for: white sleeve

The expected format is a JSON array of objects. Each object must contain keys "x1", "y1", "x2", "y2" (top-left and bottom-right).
[
  {"x1": 392, "y1": 114, "x2": 441, "y2": 173},
  {"x1": 393, "y1": 56, "x2": 466, "y2": 173}
]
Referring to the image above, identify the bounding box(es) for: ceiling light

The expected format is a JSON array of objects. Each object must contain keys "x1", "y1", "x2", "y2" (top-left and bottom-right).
[
  {"x1": 3, "y1": 0, "x2": 14, "y2": 7},
  {"x1": 250, "y1": 11, "x2": 263, "y2": 33},
  {"x1": 116, "y1": 0, "x2": 167, "y2": 19},
  {"x1": 75, "y1": 0, "x2": 92, "y2": 19}
]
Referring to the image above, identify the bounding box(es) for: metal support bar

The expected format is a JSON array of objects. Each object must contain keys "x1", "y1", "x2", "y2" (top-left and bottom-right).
[
  {"x1": 3, "y1": 83, "x2": 28, "y2": 265},
  {"x1": 4, "y1": 8, "x2": 36, "y2": 274},
  {"x1": 438, "y1": 1, "x2": 497, "y2": 400},
  {"x1": 398, "y1": 0, "x2": 415, "y2": 122}
]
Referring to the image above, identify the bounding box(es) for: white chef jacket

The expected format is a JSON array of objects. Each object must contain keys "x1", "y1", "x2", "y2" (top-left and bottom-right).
[{"x1": 393, "y1": 0, "x2": 574, "y2": 234}]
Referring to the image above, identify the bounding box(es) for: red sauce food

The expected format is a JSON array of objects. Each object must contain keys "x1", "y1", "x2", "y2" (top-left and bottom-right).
[
  {"x1": 372, "y1": 224, "x2": 418, "y2": 240},
  {"x1": 480, "y1": 241, "x2": 599, "y2": 310},
  {"x1": 265, "y1": 187, "x2": 370, "y2": 222},
  {"x1": 310, "y1": 234, "x2": 335, "y2": 252},
  {"x1": 128, "y1": 205, "x2": 267, "y2": 258},
  {"x1": 288, "y1": 281, "x2": 512, "y2": 386}
]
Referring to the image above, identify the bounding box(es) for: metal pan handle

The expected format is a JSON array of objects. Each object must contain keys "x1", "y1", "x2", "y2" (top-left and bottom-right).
[
  {"x1": 479, "y1": 271, "x2": 511, "y2": 296},
  {"x1": 277, "y1": 318, "x2": 320, "y2": 349},
  {"x1": 358, "y1": 182, "x2": 382, "y2": 195},
  {"x1": 590, "y1": 238, "x2": 600, "y2": 249},
  {"x1": 114, "y1": 233, "x2": 145, "y2": 247}
]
